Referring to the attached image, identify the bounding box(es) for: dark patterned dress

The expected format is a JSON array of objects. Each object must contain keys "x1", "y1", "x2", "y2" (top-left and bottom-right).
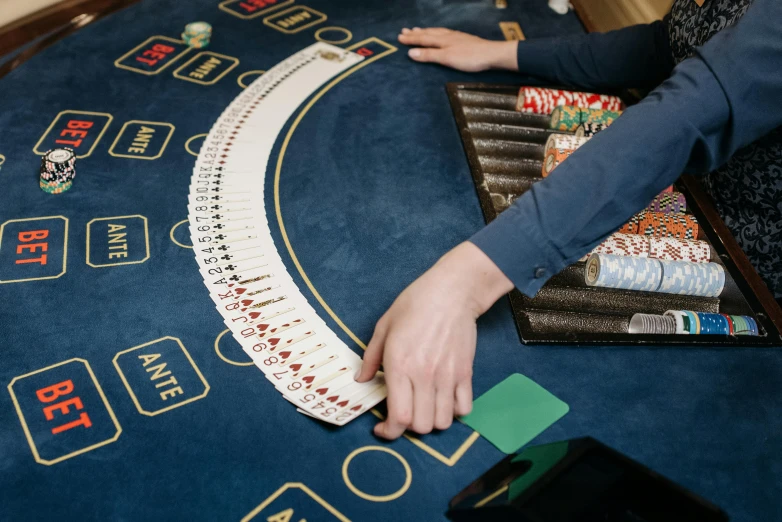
[{"x1": 668, "y1": 0, "x2": 782, "y2": 299}]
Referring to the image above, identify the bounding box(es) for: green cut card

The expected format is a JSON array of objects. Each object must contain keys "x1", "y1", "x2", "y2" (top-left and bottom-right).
[{"x1": 460, "y1": 373, "x2": 569, "y2": 454}]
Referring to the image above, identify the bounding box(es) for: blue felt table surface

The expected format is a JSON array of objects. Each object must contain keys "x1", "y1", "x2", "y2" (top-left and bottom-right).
[{"x1": 0, "y1": 1, "x2": 779, "y2": 521}]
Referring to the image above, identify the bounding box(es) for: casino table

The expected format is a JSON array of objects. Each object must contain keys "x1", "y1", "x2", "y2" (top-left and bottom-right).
[{"x1": 0, "y1": 1, "x2": 780, "y2": 521}]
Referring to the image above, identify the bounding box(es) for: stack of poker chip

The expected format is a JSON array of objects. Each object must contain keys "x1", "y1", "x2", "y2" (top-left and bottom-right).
[
  {"x1": 541, "y1": 133, "x2": 590, "y2": 176},
  {"x1": 657, "y1": 259, "x2": 725, "y2": 296},
  {"x1": 550, "y1": 106, "x2": 622, "y2": 132},
  {"x1": 182, "y1": 22, "x2": 212, "y2": 49},
  {"x1": 649, "y1": 236, "x2": 710, "y2": 263},
  {"x1": 637, "y1": 211, "x2": 699, "y2": 240},
  {"x1": 582, "y1": 233, "x2": 710, "y2": 263},
  {"x1": 574, "y1": 122, "x2": 606, "y2": 138},
  {"x1": 39, "y1": 148, "x2": 75, "y2": 194},
  {"x1": 663, "y1": 311, "x2": 758, "y2": 335},
  {"x1": 516, "y1": 87, "x2": 624, "y2": 114},
  {"x1": 585, "y1": 253, "x2": 662, "y2": 292},
  {"x1": 628, "y1": 313, "x2": 677, "y2": 334},
  {"x1": 646, "y1": 191, "x2": 687, "y2": 214},
  {"x1": 585, "y1": 253, "x2": 725, "y2": 297},
  {"x1": 620, "y1": 210, "x2": 699, "y2": 240}
]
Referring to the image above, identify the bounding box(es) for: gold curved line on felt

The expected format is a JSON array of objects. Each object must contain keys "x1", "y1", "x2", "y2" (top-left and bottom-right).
[
  {"x1": 273, "y1": 39, "x2": 480, "y2": 466},
  {"x1": 184, "y1": 133, "x2": 207, "y2": 157},
  {"x1": 169, "y1": 219, "x2": 193, "y2": 249},
  {"x1": 214, "y1": 329, "x2": 255, "y2": 366}
]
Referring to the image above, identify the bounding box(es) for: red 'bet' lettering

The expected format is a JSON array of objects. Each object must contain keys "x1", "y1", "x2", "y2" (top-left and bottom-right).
[
  {"x1": 35, "y1": 380, "x2": 92, "y2": 435},
  {"x1": 55, "y1": 119, "x2": 93, "y2": 148},
  {"x1": 15, "y1": 230, "x2": 48, "y2": 265},
  {"x1": 240, "y1": 0, "x2": 276, "y2": 13},
  {"x1": 356, "y1": 47, "x2": 374, "y2": 57},
  {"x1": 36, "y1": 380, "x2": 73, "y2": 402},
  {"x1": 135, "y1": 43, "x2": 176, "y2": 66}
]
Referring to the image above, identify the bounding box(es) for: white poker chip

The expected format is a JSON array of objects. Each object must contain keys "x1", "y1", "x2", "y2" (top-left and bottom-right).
[
  {"x1": 45, "y1": 148, "x2": 74, "y2": 164},
  {"x1": 664, "y1": 310, "x2": 688, "y2": 334}
]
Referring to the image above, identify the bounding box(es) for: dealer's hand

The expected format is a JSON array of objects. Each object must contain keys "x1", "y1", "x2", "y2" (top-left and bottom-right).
[
  {"x1": 355, "y1": 242, "x2": 514, "y2": 440},
  {"x1": 397, "y1": 27, "x2": 519, "y2": 72}
]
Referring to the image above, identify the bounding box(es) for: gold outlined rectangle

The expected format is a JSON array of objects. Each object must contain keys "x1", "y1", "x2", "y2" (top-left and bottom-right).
[
  {"x1": 264, "y1": 6, "x2": 327, "y2": 34},
  {"x1": 0, "y1": 216, "x2": 68, "y2": 284},
  {"x1": 500, "y1": 21, "x2": 525, "y2": 41},
  {"x1": 33, "y1": 110, "x2": 113, "y2": 158},
  {"x1": 108, "y1": 121, "x2": 175, "y2": 160},
  {"x1": 7, "y1": 358, "x2": 122, "y2": 465},
  {"x1": 114, "y1": 35, "x2": 192, "y2": 75},
  {"x1": 113, "y1": 336, "x2": 210, "y2": 416},
  {"x1": 86, "y1": 215, "x2": 150, "y2": 267},
  {"x1": 219, "y1": 0, "x2": 294, "y2": 19},
  {"x1": 173, "y1": 52, "x2": 240, "y2": 86}
]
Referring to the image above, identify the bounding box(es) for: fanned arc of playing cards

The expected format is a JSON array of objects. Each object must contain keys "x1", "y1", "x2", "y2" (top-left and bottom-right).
[{"x1": 188, "y1": 43, "x2": 386, "y2": 426}]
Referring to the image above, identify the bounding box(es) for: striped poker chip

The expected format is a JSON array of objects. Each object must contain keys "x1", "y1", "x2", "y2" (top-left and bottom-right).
[
  {"x1": 590, "y1": 233, "x2": 650, "y2": 258},
  {"x1": 584, "y1": 253, "x2": 662, "y2": 292},
  {"x1": 663, "y1": 310, "x2": 689, "y2": 334},
  {"x1": 694, "y1": 312, "x2": 730, "y2": 335},
  {"x1": 637, "y1": 211, "x2": 699, "y2": 240},
  {"x1": 618, "y1": 211, "x2": 646, "y2": 234},
  {"x1": 550, "y1": 106, "x2": 623, "y2": 132},
  {"x1": 646, "y1": 192, "x2": 687, "y2": 214},
  {"x1": 649, "y1": 237, "x2": 711, "y2": 263},
  {"x1": 657, "y1": 260, "x2": 725, "y2": 297},
  {"x1": 574, "y1": 122, "x2": 606, "y2": 138},
  {"x1": 542, "y1": 147, "x2": 574, "y2": 177},
  {"x1": 543, "y1": 133, "x2": 589, "y2": 155},
  {"x1": 684, "y1": 310, "x2": 700, "y2": 333},
  {"x1": 549, "y1": 106, "x2": 584, "y2": 131},
  {"x1": 516, "y1": 87, "x2": 624, "y2": 114},
  {"x1": 628, "y1": 313, "x2": 677, "y2": 334}
]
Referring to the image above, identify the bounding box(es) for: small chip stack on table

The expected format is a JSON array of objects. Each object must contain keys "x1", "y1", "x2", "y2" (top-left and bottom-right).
[
  {"x1": 182, "y1": 22, "x2": 211, "y2": 49},
  {"x1": 39, "y1": 148, "x2": 75, "y2": 194}
]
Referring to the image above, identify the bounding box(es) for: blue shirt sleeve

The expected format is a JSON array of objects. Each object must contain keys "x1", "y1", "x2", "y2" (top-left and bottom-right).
[
  {"x1": 470, "y1": 0, "x2": 782, "y2": 297},
  {"x1": 515, "y1": 20, "x2": 674, "y2": 90}
]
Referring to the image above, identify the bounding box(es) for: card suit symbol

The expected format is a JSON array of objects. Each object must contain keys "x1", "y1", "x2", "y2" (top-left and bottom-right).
[
  {"x1": 225, "y1": 264, "x2": 236, "y2": 271},
  {"x1": 235, "y1": 287, "x2": 246, "y2": 295},
  {"x1": 337, "y1": 400, "x2": 349, "y2": 408},
  {"x1": 327, "y1": 395, "x2": 339, "y2": 403},
  {"x1": 241, "y1": 299, "x2": 253, "y2": 307},
  {"x1": 221, "y1": 255, "x2": 231, "y2": 260},
  {"x1": 302, "y1": 376, "x2": 315, "y2": 384},
  {"x1": 290, "y1": 364, "x2": 302, "y2": 371},
  {"x1": 213, "y1": 215, "x2": 222, "y2": 220},
  {"x1": 220, "y1": 155, "x2": 228, "y2": 159},
  {"x1": 215, "y1": 234, "x2": 225, "y2": 240},
  {"x1": 216, "y1": 167, "x2": 224, "y2": 171},
  {"x1": 229, "y1": 275, "x2": 240, "y2": 281},
  {"x1": 315, "y1": 388, "x2": 328, "y2": 395},
  {"x1": 218, "y1": 245, "x2": 228, "y2": 251},
  {"x1": 278, "y1": 351, "x2": 291, "y2": 359},
  {"x1": 211, "y1": 205, "x2": 220, "y2": 210},
  {"x1": 214, "y1": 224, "x2": 224, "y2": 230},
  {"x1": 219, "y1": 161, "x2": 226, "y2": 165},
  {"x1": 350, "y1": 404, "x2": 362, "y2": 411},
  {"x1": 268, "y1": 338, "x2": 280, "y2": 346},
  {"x1": 249, "y1": 312, "x2": 262, "y2": 319}
]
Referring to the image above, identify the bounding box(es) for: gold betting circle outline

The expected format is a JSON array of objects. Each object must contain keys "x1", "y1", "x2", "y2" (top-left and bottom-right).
[
  {"x1": 184, "y1": 133, "x2": 207, "y2": 157},
  {"x1": 214, "y1": 329, "x2": 255, "y2": 366},
  {"x1": 169, "y1": 219, "x2": 193, "y2": 249},
  {"x1": 342, "y1": 446, "x2": 412, "y2": 502},
  {"x1": 314, "y1": 26, "x2": 353, "y2": 45},
  {"x1": 237, "y1": 70, "x2": 266, "y2": 89},
  {"x1": 0, "y1": 153, "x2": 5, "y2": 167},
  {"x1": 273, "y1": 37, "x2": 481, "y2": 467}
]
